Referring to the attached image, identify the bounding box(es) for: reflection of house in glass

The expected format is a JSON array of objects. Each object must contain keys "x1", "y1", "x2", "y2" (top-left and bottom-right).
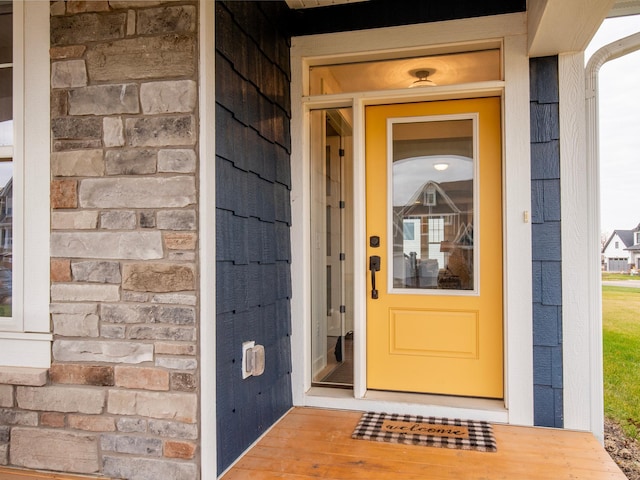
[
  {"x1": 393, "y1": 178, "x2": 474, "y2": 290},
  {"x1": 0, "y1": 177, "x2": 12, "y2": 304}
]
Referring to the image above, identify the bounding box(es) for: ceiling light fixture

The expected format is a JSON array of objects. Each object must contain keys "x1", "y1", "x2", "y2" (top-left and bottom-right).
[
  {"x1": 434, "y1": 163, "x2": 449, "y2": 171},
  {"x1": 410, "y1": 69, "x2": 437, "y2": 88}
]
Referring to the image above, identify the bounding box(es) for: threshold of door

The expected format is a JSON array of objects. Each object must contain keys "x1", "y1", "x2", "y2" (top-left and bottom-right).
[{"x1": 303, "y1": 386, "x2": 508, "y2": 424}]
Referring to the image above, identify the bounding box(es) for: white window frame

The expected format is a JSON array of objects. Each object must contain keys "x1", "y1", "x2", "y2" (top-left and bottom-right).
[
  {"x1": 0, "y1": 1, "x2": 51, "y2": 368},
  {"x1": 290, "y1": 12, "x2": 533, "y2": 425},
  {"x1": 386, "y1": 113, "x2": 480, "y2": 297}
]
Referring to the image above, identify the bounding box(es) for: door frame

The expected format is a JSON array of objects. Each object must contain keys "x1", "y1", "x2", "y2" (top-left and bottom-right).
[
  {"x1": 290, "y1": 12, "x2": 533, "y2": 425},
  {"x1": 365, "y1": 100, "x2": 504, "y2": 399}
]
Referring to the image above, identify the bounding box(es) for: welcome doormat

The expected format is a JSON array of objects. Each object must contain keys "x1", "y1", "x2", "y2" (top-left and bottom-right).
[{"x1": 352, "y1": 411, "x2": 497, "y2": 452}]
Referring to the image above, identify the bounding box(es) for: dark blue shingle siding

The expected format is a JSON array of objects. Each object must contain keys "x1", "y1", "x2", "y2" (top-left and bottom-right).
[
  {"x1": 530, "y1": 56, "x2": 563, "y2": 428},
  {"x1": 215, "y1": 1, "x2": 293, "y2": 473},
  {"x1": 531, "y1": 140, "x2": 560, "y2": 180}
]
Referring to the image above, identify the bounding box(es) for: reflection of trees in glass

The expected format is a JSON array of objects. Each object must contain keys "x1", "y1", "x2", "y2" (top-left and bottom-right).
[
  {"x1": 0, "y1": 176, "x2": 12, "y2": 310},
  {"x1": 0, "y1": 4, "x2": 12, "y2": 315}
]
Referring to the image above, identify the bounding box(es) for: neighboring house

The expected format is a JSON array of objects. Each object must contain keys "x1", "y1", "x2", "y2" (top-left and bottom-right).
[
  {"x1": 0, "y1": 177, "x2": 11, "y2": 259},
  {"x1": 0, "y1": 177, "x2": 10, "y2": 307},
  {"x1": 624, "y1": 224, "x2": 640, "y2": 269},
  {"x1": 0, "y1": 1, "x2": 637, "y2": 479},
  {"x1": 602, "y1": 224, "x2": 640, "y2": 271}
]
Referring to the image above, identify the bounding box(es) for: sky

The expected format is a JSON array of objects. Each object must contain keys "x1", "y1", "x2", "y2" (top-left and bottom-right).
[{"x1": 585, "y1": 15, "x2": 640, "y2": 235}]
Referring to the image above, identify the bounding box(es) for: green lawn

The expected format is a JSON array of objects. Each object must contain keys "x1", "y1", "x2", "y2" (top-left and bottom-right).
[
  {"x1": 602, "y1": 285, "x2": 640, "y2": 440},
  {"x1": 602, "y1": 272, "x2": 637, "y2": 281}
]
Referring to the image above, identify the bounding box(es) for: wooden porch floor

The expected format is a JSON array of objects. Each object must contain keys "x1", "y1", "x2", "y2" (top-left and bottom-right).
[{"x1": 222, "y1": 407, "x2": 626, "y2": 480}]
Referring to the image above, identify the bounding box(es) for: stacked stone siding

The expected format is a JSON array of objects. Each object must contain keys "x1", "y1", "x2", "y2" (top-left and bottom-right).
[{"x1": 1, "y1": 2, "x2": 200, "y2": 478}]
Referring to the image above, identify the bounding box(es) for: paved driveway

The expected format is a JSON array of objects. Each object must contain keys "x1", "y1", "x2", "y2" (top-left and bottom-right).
[{"x1": 602, "y1": 280, "x2": 640, "y2": 288}]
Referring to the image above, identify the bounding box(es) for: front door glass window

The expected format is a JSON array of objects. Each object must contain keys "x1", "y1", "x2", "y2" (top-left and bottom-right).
[{"x1": 390, "y1": 118, "x2": 475, "y2": 292}]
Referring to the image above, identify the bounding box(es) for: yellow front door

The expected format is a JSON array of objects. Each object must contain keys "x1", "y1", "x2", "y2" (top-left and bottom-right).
[{"x1": 365, "y1": 97, "x2": 503, "y2": 398}]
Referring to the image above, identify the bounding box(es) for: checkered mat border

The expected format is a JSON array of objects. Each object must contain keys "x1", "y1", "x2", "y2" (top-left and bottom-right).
[{"x1": 352, "y1": 411, "x2": 497, "y2": 452}]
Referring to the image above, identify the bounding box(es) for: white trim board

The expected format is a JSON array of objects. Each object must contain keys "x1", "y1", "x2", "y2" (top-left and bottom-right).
[
  {"x1": 290, "y1": 13, "x2": 533, "y2": 426},
  {"x1": 576, "y1": 31, "x2": 640, "y2": 443},
  {"x1": 199, "y1": 0, "x2": 217, "y2": 478},
  {"x1": 559, "y1": 52, "x2": 593, "y2": 434}
]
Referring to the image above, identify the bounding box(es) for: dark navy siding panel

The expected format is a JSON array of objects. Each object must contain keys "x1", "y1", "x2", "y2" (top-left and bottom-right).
[
  {"x1": 532, "y1": 222, "x2": 562, "y2": 261},
  {"x1": 262, "y1": 221, "x2": 277, "y2": 264},
  {"x1": 534, "y1": 385, "x2": 557, "y2": 427},
  {"x1": 530, "y1": 56, "x2": 559, "y2": 104},
  {"x1": 216, "y1": 261, "x2": 234, "y2": 315},
  {"x1": 530, "y1": 103, "x2": 560, "y2": 143},
  {"x1": 247, "y1": 217, "x2": 262, "y2": 263},
  {"x1": 552, "y1": 346, "x2": 564, "y2": 389},
  {"x1": 541, "y1": 261, "x2": 562, "y2": 306},
  {"x1": 274, "y1": 182, "x2": 291, "y2": 224},
  {"x1": 531, "y1": 180, "x2": 544, "y2": 224},
  {"x1": 216, "y1": 1, "x2": 292, "y2": 473},
  {"x1": 290, "y1": 0, "x2": 525, "y2": 36},
  {"x1": 275, "y1": 221, "x2": 291, "y2": 261},
  {"x1": 543, "y1": 179, "x2": 561, "y2": 222},
  {"x1": 532, "y1": 260, "x2": 542, "y2": 304},
  {"x1": 216, "y1": 157, "x2": 250, "y2": 217},
  {"x1": 533, "y1": 346, "x2": 551, "y2": 385},
  {"x1": 553, "y1": 388, "x2": 564, "y2": 427},
  {"x1": 531, "y1": 140, "x2": 560, "y2": 180},
  {"x1": 530, "y1": 56, "x2": 563, "y2": 428},
  {"x1": 216, "y1": 209, "x2": 232, "y2": 262},
  {"x1": 275, "y1": 143, "x2": 291, "y2": 187},
  {"x1": 533, "y1": 304, "x2": 561, "y2": 347}
]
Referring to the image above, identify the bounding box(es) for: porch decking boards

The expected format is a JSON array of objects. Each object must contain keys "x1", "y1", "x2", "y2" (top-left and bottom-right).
[{"x1": 222, "y1": 407, "x2": 626, "y2": 479}]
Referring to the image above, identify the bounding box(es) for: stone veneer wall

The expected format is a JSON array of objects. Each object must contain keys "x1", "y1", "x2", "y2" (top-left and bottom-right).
[{"x1": 1, "y1": 2, "x2": 200, "y2": 478}]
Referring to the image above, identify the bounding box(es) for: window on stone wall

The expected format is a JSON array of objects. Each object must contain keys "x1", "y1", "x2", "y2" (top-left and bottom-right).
[
  {"x1": 0, "y1": 0, "x2": 51, "y2": 368},
  {"x1": 0, "y1": 1, "x2": 13, "y2": 318}
]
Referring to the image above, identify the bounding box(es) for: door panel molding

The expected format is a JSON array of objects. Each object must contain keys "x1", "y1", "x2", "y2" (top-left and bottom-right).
[{"x1": 389, "y1": 308, "x2": 479, "y2": 359}]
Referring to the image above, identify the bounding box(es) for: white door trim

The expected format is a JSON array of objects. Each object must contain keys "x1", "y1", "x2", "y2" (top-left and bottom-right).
[{"x1": 290, "y1": 13, "x2": 533, "y2": 425}]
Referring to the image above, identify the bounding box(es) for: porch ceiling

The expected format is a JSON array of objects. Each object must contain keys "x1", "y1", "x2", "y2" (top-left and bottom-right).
[
  {"x1": 528, "y1": 0, "x2": 617, "y2": 56},
  {"x1": 288, "y1": 0, "x2": 635, "y2": 58}
]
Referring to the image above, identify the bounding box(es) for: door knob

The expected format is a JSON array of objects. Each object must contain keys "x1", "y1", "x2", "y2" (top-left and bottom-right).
[{"x1": 369, "y1": 255, "x2": 381, "y2": 299}]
